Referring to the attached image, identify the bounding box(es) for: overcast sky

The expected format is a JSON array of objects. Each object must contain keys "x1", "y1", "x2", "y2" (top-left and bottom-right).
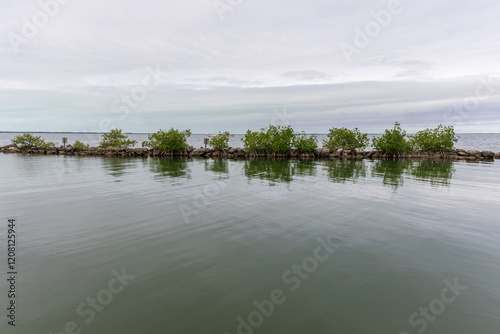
[{"x1": 1, "y1": 0, "x2": 500, "y2": 133}]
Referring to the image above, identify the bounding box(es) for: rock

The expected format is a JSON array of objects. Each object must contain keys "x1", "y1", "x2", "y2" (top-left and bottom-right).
[
  {"x1": 466, "y1": 150, "x2": 481, "y2": 157},
  {"x1": 191, "y1": 148, "x2": 206, "y2": 156},
  {"x1": 5, "y1": 146, "x2": 20, "y2": 153},
  {"x1": 329, "y1": 152, "x2": 340, "y2": 158},
  {"x1": 494, "y1": 153, "x2": 500, "y2": 159},
  {"x1": 481, "y1": 151, "x2": 495, "y2": 158},
  {"x1": 354, "y1": 148, "x2": 364, "y2": 155},
  {"x1": 316, "y1": 148, "x2": 330, "y2": 158},
  {"x1": 457, "y1": 150, "x2": 467, "y2": 156}
]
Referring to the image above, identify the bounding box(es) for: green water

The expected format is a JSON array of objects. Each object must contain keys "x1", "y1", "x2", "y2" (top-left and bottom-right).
[{"x1": 1, "y1": 154, "x2": 499, "y2": 334}]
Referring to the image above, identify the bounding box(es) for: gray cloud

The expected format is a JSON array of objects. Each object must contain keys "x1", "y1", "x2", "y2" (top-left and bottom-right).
[{"x1": 1, "y1": 0, "x2": 500, "y2": 133}]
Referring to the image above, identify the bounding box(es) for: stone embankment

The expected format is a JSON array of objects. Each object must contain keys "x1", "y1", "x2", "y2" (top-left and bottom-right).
[{"x1": 1, "y1": 144, "x2": 499, "y2": 160}]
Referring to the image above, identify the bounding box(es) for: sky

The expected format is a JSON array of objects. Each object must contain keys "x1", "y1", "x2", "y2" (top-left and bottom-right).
[{"x1": 1, "y1": 0, "x2": 500, "y2": 133}]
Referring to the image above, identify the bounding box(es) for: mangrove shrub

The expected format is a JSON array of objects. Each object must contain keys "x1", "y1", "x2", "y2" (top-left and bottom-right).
[
  {"x1": 323, "y1": 127, "x2": 369, "y2": 151},
  {"x1": 73, "y1": 140, "x2": 89, "y2": 150},
  {"x1": 209, "y1": 132, "x2": 230, "y2": 151},
  {"x1": 99, "y1": 129, "x2": 137, "y2": 148},
  {"x1": 11, "y1": 132, "x2": 55, "y2": 148},
  {"x1": 142, "y1": 128, "x2": 191, "y2": 152},
  {"x1": 372, "y1": 122, "x2": 413, "y2": 155},
  {"x1": 293, "y1": 132, "x2": 318, "y2": 153},
  {"x1": 410, "y1": 125, "x2": 458, "y2": 152},
  {"x1": 242, "y1": 125, "x2": 295, "y2": 153}
]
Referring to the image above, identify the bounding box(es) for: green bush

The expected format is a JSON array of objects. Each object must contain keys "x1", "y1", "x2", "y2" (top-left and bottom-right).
[
  {"x1": 209, "y1": 132, "x2": 230, "y2": 151},
  {"x1": 241, "y1": 130, "x2": 266, "y2": 153},
  {"x1": 11, "y1": 132, "x2": 55, "y2": 148},
  {"x1": 242, "y1": 125, "x2": 296, "y2": 153},
  {"x1": 409, "y1": 125, "x2": 458, "y2": 152},
  {"x1": 372, "y1": 122, "x2": 413, "y2": 155},
  {"x1": 323, "y1": 127, "x2": 369, "y2": 151},
  {"x1": 266, "y1": 125, "x2": 295, "y2": 153},
  {"x1": 98, "y1": 129, "x2": 137, "y2": 148},
  {"x1": 73, "y1": 140, "x2": 90, "y2": 150},
  {"x1": 293, "y1": 132, "x2": 318, "y2": 153},
  {"x1": 142, "y1": 128, "x2": 191, "y2": 153}
]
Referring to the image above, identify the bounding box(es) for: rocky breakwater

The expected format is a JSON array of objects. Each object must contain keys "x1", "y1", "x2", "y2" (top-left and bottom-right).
[
  {"x1": 0, "y1": 145, "x2": 152, "y2": 157},
  {"x1": 324, "y1": 148, "x2": 500, "y2": 160},
  {"x1": 1, "y1": 144, "x2": 499, "y2": 160}
]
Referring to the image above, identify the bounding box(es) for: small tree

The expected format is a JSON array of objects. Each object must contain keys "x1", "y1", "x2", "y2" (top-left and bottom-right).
[
  {"x1": 323, "y1": 127, "x2": 369, "y2": 151},
  {"x1": 98, "y1": 129, "x2": 137, "y2": 148},
  {"x1": 242, "y1": 130, "x2": 266, "y2": 153},
  {"x1": 209, "y1": 132, "x2": 230, "y2": 151},
  {"x1": 266, "y1": 125, "x2": 295, "y2": 154},
  {"x1": 73, "y1": 140, "x2": 90, "y2": 150},
  {"x1": 11, "y1": 132, "x2": 55, "y2": 148},
  {"x1": 142, "y1": 128, "x2": 191, "y2": 153},
  {"x1": 372, "y1": 122, "x2": 413, "y2": 155},
  {"x1": 410, "y1": 125, "x2": 458, "y2": 152},
  {"x1": 293, "y1": 132, "x2": 318, "y2": 153}
]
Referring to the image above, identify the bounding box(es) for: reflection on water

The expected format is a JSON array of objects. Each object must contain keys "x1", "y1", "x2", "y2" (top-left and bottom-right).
[
  {"x1": 243, "y1": 159, "x2": 317, "y2": 184},
  {"x1": 148, "y1": 157, "x2": 191, "y2": 179},
  {"x1": 2, "y1": 153, "x2": 499, "y2": 334},
  {"x1": 325, "y1": 159, "x2": 367, "y2": 183},
  {"x1": 409, "y1": 160, "x2": 455, "y2": 186},
  {"x1": 100, "y1": 157, "x2": 139, "y2": 179},
  {"x1": 239, "y1": 158, "x2": 456, "y2": 189},
  {"x1": 47, "y1": 156, "x2": 460, "y2": 188},
  {"x1": 244, "y1": 159, "x2": 294, "y2": 183},
  {"x1": 205, "y1": 159, "x2": 229, "y2": 174},
  {"x1": 371, "y1": 160, "x2": 410, "y2": 190}
]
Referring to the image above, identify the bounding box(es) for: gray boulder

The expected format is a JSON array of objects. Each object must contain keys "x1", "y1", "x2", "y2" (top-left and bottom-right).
[
  {"x1": 481, "y1": 151, "x2": 495, "y2": 158},
  {"x1": 466, "y1": 150, "x2": 481, "y2": 157},
  {"x1": 354, "y1": 148, "x2": 365, "y2": 155}
]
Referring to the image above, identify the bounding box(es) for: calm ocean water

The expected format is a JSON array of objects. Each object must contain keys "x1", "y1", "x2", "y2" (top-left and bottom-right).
[
  {"x1": 0, "y1": 154, "x2": 499, "y2": 334},
  {"x1": 1, "y1": 132, "x2": 500, "y2": 152}
]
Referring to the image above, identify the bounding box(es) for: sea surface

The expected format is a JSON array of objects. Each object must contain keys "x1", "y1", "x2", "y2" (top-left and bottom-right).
[
  {"x1": 0, "y1": 154, "x2": 499, "y2": 334},
  {"x1": 1, "y1": 132, "x2": 500, "y2": 152}
]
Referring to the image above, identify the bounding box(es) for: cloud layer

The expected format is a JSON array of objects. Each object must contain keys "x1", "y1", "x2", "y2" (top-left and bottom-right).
[{"x1": 1, "y1": 0, "x2": 500, "y2": 133}]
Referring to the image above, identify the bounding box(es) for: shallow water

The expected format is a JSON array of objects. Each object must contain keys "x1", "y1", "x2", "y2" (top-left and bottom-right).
[{"x1": 0, "y1": 154, "x2": 499, "y2": 334}]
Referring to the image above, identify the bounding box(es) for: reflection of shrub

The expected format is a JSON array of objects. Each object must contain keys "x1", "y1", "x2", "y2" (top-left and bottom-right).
[
  {"x1": 11, "y1": 132, "x2": 55, "y2": 148},
  {"x1": 293, "y1": 132, "x2": 318, "y2": 153},
  {"x1": 149, "y1": 158, "x2": 190, "y2": 178},
  {"x1": 410, "y1": 125, "x2": 458, "y2": 152},
  {"x1": 244, "y1": 160, "x2": 293, "y2": 183},
  {"x1": 208, "y1": 160, "x2": 229, "y2": 174},
  {"x1": 323, "y1": 127, "x2": 368, "y2": 151},
  {"x1": 326, "y1": 160, "x2": 367, "y2": 183},
  {"x1": 99, "y1": 129, "x2": 137, "y2": 148},
  {"x1": 209, "y1": 132, "x2": 230, "y2": 151},
  {"x1": 372, "y1": 122, "x2": 413, "y2": 155},
  {"x1": 142, "y1": 128, "x2": 191, "y2": 153},
  {"x1": 73, "y1": 140, "x2": 89, "y2": 150},
  {"x1": 371, "y1": 160, "x2": 411, "y2": 189},
  {"x1": 409, "y1": 160, "x2": 454, "y2": 186}
]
